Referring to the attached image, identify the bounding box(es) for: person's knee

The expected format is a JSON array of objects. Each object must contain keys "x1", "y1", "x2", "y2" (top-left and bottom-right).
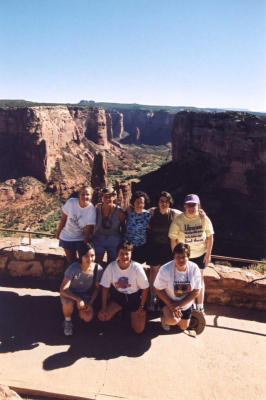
[
  {"x1": 178, "y1": 318, "x2": 189, "y2": 331},
  {"x1": 132, "y1": 324, "x2": 145, "y2": 334},
  {"x1": 97, "y1": 311, "x2": 105, "y2": 321},
  {"x1": 61, "y1": 299, "x2": 75, "y2": 315},
  {"x1": 80, "y1": 310, "x2": 93, "y2": 322}
]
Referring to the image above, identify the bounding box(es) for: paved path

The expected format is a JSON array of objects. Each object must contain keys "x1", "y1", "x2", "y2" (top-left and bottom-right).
[{"x1": 0, "y1": 286, "x2": 265, "y2": 400}]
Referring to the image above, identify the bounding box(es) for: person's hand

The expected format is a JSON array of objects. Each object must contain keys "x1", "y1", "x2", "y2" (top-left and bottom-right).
[
  {"x1": 55, "y1": 232, "x2": 60, "y2": 240},
  {"x1": 84, "y1": 303, "x2": 93, "y2": 312},
  {"x1": 204, "y1": 253, "x2": 211, "y2": 266},
  {"x1": 99, "y1": 308, "x2": 108, "y2": 321},
  {"x1": 173, "y1": 306, "x2": 182, "y2": 319},
  {"x1": 199, "y1": 208, "x2": 206, "y2": 218},
  {"x1": 167, "y1": 302, "x2": 177, "y2": 313},
  {"x1": 167, "y1": 302, "x2": 182, "y2": 318},
  {"x1": 76, "y1": 299, "x2": 86, "y2": 310}
]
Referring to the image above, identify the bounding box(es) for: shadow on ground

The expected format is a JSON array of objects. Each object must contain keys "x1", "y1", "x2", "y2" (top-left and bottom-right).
[
  {"x1": 1, "y1": 290, "x2": 265, "y2": 372},
  {"x1": 0, "y1": 290, "x2": 168, "y2": 370}
]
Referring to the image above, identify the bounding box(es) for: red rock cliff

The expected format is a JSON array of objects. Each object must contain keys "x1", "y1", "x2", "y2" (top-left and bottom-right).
[
  {"x1": 0, "y1": 106, "x2": 110, "y2": 183},
  {"x1": 172, "y1": 111, "x2": 266, "y2": 195}
]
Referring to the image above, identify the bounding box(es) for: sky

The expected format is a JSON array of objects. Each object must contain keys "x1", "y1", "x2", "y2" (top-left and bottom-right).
[{"x1": 1, "y1": 0, "x2": 265, "y2": 111}]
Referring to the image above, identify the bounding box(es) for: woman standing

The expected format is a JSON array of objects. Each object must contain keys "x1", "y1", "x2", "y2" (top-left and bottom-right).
[
  {"x1": 168, "y1": 194, "x2": 214, "y2": 313},
  {"x1": 146, "y1": 191, "x2": 181, "y2": 310},
  {"x1": 60, "y1": 243, "x2": 103, "y2": 336},
  {"x1": 91, "y1": 187, "x2": 125, "y2": 266},
  {"x1": 124, "y1": 191, "x2": 151, "y2": 264},
  {"x1": 56, "y1": 186, "x2": 96, "y2": 265}
]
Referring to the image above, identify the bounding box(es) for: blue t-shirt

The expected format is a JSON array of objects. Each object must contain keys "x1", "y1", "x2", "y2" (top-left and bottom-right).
[{"x1": 124, "y1": 210, "x2": 151, "y2": 246}]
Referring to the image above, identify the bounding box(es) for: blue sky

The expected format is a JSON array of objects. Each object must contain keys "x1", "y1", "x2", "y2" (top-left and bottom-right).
[{"x1": 1, "y1": 0, "x2": 265, "y2": 111}]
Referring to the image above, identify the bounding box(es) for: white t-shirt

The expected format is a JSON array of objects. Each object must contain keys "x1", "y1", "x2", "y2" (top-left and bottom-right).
[
  {"x1": 154, "y1": 260, "x2": 201, "y2": 310},
  {"x1": 100, "y1": 260, "x2": 149, "y2": 294},
  {"x1": 59, "y1": 198, "x2": 96, "y2": 241}
]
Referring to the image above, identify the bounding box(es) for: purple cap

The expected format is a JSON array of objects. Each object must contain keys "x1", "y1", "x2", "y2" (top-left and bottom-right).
[{"x1": 184, "y1": 194, "x2": 200, "y2": 204}]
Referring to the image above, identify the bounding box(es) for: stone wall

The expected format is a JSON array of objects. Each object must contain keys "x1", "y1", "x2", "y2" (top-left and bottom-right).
[
  {"x1": 0, "y1": 238, "x2": 265, "y2": 310},
  {"x1": 0, "y1": 238, "x2": 67, "y2": 283}
]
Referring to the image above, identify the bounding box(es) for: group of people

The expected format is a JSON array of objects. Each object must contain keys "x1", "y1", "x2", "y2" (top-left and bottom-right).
[{"x1": 56, "y1": 186, "x2": 214, "y2": 336}]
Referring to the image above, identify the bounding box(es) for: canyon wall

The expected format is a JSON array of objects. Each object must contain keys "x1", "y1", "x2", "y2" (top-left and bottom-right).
[
  {"x1": 0, "y1": 106, "x2": 110, "y2": 184},
  {"x1": 136, "y1": 110, "x2": 266, "y2": 258},
  {"x1": 119, "y1": 109, "x2": 175, "y2": 144},
  {"x1": 172, "y1": 111, "x2": 266, "y2": 196}
]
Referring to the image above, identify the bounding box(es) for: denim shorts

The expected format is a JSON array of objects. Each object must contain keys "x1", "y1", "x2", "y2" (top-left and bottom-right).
[
  {"x1": 91, "y1": 234, "x2": 121, "y2": 262},
  {"x1": 59, "y1": 239, "x2": 84, "y2": 251}
]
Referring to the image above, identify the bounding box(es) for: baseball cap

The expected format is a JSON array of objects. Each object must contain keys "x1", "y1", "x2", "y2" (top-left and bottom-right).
[{"x1": 184, "y1": 194, "x2": 200, "y2": 204}]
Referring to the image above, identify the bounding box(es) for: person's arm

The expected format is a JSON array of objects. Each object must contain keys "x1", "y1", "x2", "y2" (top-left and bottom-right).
[
  {"x1": 60, "y1": 277, "x2": 85, "y2": 310},
  {"x1": 118, "y1": 209, "x2": 126, "y2": 233},
  {"x1": 135, "y1": 288, "x2": 149, "y2": 314},
  {"x1": 84, "y1": 224, "x2": 94, "y2": 243},
  {"x1": 155, "y1": 288, "x2": 182, "y2": 318},
  {"x1": 177, "y1": 289, "x2": 200, "y2": 309},
  {"x1": 170, "y1": 238, "x2": 179, "y2": 251},
  {"x1": 172, "y1": 209, "x2": 182, "y2": 218},
  {"x1": 204, "y1": 234, "x2": 213, "y2": 266},
  {"x1": 100, "y1": 286, "x2": 109, "y2": 314},
  {"x1": 88, "y1": 282, "x2": 101, "y2": 307},
  {"x1": 55, "y1": 212, "x2": 67, "y2": 239}
]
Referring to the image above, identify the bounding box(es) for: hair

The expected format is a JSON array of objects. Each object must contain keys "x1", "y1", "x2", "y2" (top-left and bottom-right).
[
  {"x1": 158, "y1": 191, "x2": 174, "y2": 207},
  {"x1": 130, "y1": 190, "x2": 150, "y2": 208},
  {"x1": 173, "y1": 242, "x2": 190, "y2": 258},
  {"x1": 117, "y1": 241, "x2": 134, "y2": 254},
  {"x1": 79, "y1": 185, "x2": 91, "y2": 195},
  {"x1": 79, "y1": 242, "x2": 95, "y2": 263}
]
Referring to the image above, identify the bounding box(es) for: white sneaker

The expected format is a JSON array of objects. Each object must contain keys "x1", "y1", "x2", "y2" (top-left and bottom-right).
[
  {"x1": 161, "y1": 318, "x2": 170, "y2": 332},
  {"x1": 197, "y1": 306, "x2": 205, "y2": 316},
  {"x1": 63, "y1": 320, "x2": 73, "y2": 336}
]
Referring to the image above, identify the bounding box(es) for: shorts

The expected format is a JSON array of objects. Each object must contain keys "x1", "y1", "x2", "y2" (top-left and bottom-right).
[
  {"x1": 132, "y1": 243, "x2": 148, "y2": 264},
  {"x1": 59, "y1": 239, "x2": 84, "y2": 252},
  {"x1": 159, "y1": 301, "x2": 192, "y2": 320},
  {"x1": 109, "y1": 286, "x2": 142, "y2": 312},
  {"x1": 146, "y1": 240, "x2": 172, "y2": 266},
  {"x1": 190, "y1": 253, "x2": 206, "y2": 269},
  {"x1": 60, "y1": 293, "x2": 101, "y2": 310},
  {"x1": 91, "y1": 234, "x2": 121, "y2": 262}
]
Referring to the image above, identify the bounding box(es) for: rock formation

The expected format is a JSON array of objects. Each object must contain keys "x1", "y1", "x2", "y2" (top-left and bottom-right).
[
  {"x1": 110, "y1": 110, "x2": 124, "y2": 138},
  {"x1": 0, "y1": 106, "x2": 111, "y2": 189},
  {"x1": 120, "y1": 109, "x2": 175, "y2": 144},
  {"x1": 136, "y1": 111, "x2": 266, "y2": 259},
  {"x1": 91, "y1": 152, "x2": 108, "y2": 189},
  {"x1": 172, "y1": 111, "x2": 266, "y2": 197},
  {"x1": 114, "y1": 180, "x2": 132, "y2": 209},
  {"x1": 68, "y1": 106, "x2": 109, "y2": 147}
]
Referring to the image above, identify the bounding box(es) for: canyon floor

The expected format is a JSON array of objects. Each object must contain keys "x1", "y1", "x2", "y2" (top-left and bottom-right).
[{"x1": 0, "y1": 285, "x2": 265, "y2": 400}]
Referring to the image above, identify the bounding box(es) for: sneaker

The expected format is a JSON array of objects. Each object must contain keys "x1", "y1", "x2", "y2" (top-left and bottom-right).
[
  {"x1": 197, "y1": 307, "x2": 205, "y2": 316},
  {"x1": 63, "y1": 320, "x2": 73, "y2": 336},
  {"x1": 161, "y1": 318, "x2": 170, "y2": 332}
]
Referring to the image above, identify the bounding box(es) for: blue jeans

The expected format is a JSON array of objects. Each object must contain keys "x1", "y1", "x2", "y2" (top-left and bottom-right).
[{"x1": 91, "y1": 234, "x2": 121, "y2": 264}]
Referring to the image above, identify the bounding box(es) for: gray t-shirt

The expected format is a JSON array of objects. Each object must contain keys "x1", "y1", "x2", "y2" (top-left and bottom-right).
[{"x1": 64, "y1": 261, "x2": 103, "y2": 294}]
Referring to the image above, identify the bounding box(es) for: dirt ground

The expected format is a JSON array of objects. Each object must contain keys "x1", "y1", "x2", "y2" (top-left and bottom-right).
[{"x1": 0, "y1": 285, "x2": 265, "y2": 400}]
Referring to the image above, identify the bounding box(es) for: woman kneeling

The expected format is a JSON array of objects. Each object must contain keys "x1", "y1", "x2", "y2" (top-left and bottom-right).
[
  {"x1": 154, "y1": 243, "x2": 201, "y2": 332},
  {"x1": 98, "y1": 242, "x2": 149, "y2": 334},
  {"x1": 60, "y1": 243, "x2": 103, "y2": 336}
]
